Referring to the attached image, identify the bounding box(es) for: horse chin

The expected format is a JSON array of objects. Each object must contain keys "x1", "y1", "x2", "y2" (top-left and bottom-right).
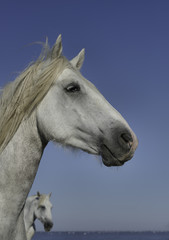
[
  {"x1": 101, "y1": 144, "x2": 134, "y2": 167},
  {"x1": 102, "y1": 157, "x2": 124, "y2": 167},
  {"x1": 101, "y1": 144, "x2": 124, "y2": 167},
  {"x1": 44, "y1": 226, "x2": 51, "y2": 232}
]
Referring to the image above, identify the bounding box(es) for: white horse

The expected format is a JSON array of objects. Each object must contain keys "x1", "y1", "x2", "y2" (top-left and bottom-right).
[
  {"x1": 0, "y1": 35, "x2": 138, "y2": 240},
  {"x1": 24, "y1": 192, "x2": 53, "y2": 240}
]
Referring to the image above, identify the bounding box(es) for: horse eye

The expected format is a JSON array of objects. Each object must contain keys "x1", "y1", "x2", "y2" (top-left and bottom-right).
[
  {"x1": 65, "y1": 83, "x2": 80, "y2": 93},
  {"x1": 40, "y1": 206, "x2": 46, "y2": 210}
]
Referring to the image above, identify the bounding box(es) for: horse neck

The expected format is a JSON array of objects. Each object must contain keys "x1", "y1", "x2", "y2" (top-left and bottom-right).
[
  {"x1": 24, "y1": 196, "x2": 38, "y2": 230},
  {"x1": 0, "y1": 112, "x2": 46, "y2": 224}
]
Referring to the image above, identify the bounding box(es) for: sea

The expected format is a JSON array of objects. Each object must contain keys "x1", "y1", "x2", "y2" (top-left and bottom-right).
[{"x1": 32, "y1": 231, "x2": 169, "y2": 240}]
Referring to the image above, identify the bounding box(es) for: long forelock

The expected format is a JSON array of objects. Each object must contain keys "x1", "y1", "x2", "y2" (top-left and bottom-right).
[
  {"x1": 0, "y1": 43, "x2": 70, "y2": 154},
  {"x1": 38, "y1": 194, "x2": 49, "y2": 206}
]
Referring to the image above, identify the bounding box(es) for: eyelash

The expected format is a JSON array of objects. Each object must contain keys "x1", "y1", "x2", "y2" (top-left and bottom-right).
[
  {"x1": 65, "y1": 83, "x2": 80, "y2": 93},
  {"x1": 39, "y1": 206, "x2": 46, "y2": 210}
]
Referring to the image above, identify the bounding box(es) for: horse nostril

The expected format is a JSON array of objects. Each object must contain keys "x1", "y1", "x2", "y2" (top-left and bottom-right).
[
  {"x1": 120, "y1": 132, "x2": 133, "y2": 149},
  {"x1": 121, "y1": 133, "x2": 133, "y2": 143}
]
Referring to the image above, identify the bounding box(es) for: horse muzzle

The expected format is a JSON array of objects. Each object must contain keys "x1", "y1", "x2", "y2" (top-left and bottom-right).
[
  {"x1": 101, "y1": 129, "x2": 138, "y2": 167},
  {"x1": 44, "y1": 220, "x2": 53, "y2": 232}
]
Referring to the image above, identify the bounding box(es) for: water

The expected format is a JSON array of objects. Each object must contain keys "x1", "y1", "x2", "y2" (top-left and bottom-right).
[{"x1": 32, "y1": 231, "x2": 169, "y2": 240}]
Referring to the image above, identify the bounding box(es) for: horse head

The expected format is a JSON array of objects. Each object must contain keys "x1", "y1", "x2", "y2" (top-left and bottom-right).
[
  {"x1": 36, "y1": 35, "x2": 138, "y2": 167},
  {"x1": 35, "y1": 192, "x2": 53, "y2": 232}
]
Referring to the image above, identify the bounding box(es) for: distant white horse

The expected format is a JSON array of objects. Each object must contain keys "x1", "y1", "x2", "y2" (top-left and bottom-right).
[
  {"x1": 24, "y1": 192, "x2": 53, "y2": 240},
  {"x1": 0, "y1": 35, "x2": 138, "y2": 240}
]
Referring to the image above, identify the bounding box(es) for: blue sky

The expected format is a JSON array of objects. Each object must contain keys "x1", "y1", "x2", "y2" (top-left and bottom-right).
[{"x1": 1, "y1": 0, "x2": 169, "y2": 232}]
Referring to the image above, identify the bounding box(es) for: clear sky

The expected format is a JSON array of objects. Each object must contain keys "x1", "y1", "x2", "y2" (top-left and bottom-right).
[{"x1": 0, "y1": 0, "x2": 169, "y2": 232}]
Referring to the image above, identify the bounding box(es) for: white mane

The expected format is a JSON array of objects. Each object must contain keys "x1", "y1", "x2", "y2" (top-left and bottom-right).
[{"x1": 0, "y1": 40, "x2": 70, "y2": 153}]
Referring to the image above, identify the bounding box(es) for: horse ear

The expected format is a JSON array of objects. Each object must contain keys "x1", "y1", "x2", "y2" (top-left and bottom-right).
[
  {"x1": 70, "y1": 48, "x2": 85, "y2": 70},
  {"x1": 37, "y1": 191, "x2": 41, "y2": 197},
  {"x1": 49, "y1": 192, "x2": 52, "y2": 198},
  {"x1": 51, "y1": 34, "x2": 62, "y2": 59}
]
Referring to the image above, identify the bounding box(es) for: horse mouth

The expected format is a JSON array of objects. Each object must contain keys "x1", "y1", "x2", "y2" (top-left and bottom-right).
[
  {"x1": 101, "y1": 144, "x2": 126, "y2": 167},
  {"x1": 44, "y1": 222, "x2": 53, "y2": 232}
]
